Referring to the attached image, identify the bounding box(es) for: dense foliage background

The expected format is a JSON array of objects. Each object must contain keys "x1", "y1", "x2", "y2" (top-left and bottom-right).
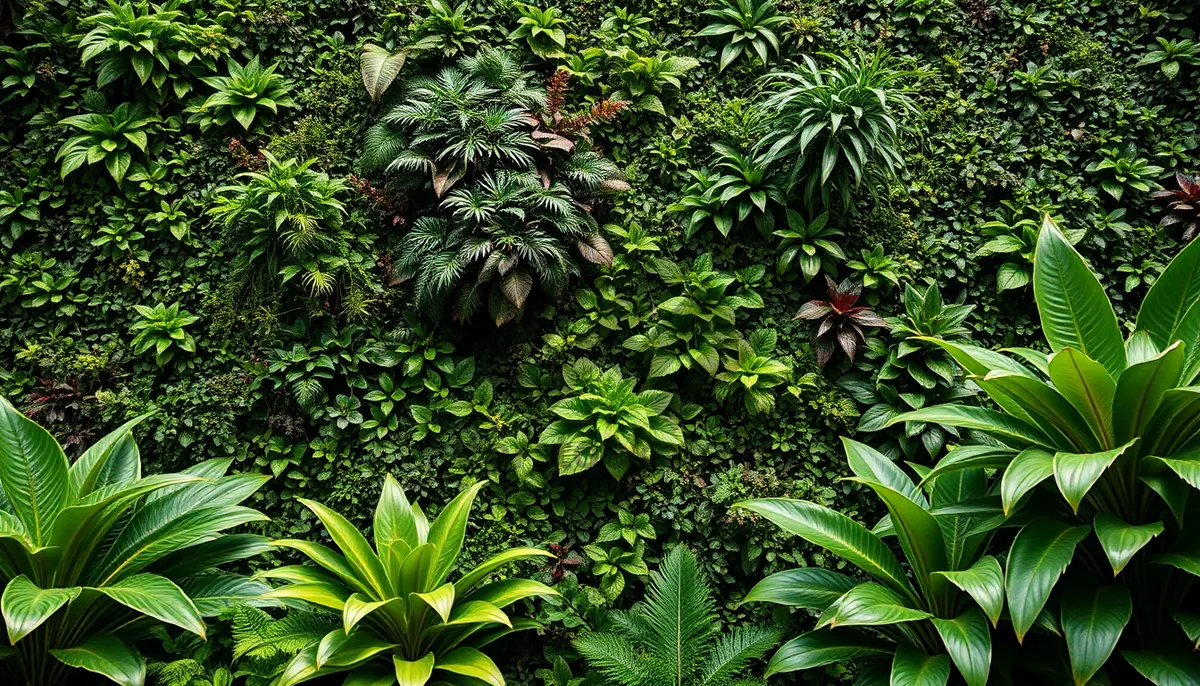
[{"x1": 1, "y1": 0, "x2": 1197, "y2": 681}]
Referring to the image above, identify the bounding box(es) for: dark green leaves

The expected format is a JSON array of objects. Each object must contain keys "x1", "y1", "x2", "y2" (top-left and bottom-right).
[
  {"x1": 1004, "y1": 518, "x2": 1091, "y2": 642},
  {"x1": 930, "y1": 609, "x2": 991, "y2": 686},
  {"x1": 1093, "y1": 514, "x2": 1163, "y2": 576},
  {"x1": 0, "y1": 394, "x2": 70, "y2": 545},
  {"x1": 1061, "y1": 582, "x2": 1131, "y2": 685},
  {"x1": 933, "y1": 556, "x2": 1004, "y2": 626},
  {"x1": 765, "y1": 629, "x2": 892, "y2": 676}
]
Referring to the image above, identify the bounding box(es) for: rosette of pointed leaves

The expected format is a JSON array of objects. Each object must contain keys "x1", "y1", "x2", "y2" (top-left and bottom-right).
[
  {"x1": 264, "y1": 476, "x2": 558, "y2": 686},
  {"x1": 760, "y1": 50, "x2": 917, "y2": 209},
  {"x1": 890, "y1": 216, "x2": 1200, "y2": 682},
  {"x1": 794, "y1": 276, "x2": 886, "y2": 366},
  {"x1": 696, "y1": 0, "x2": 787, "y2": 71},
  {"x1": 773, "y1": 210, "x2": 844, "y2": 282},
  {"x1": 575, "y1": 546, "x2": 780, "y2": 685},
  {"x1": 0, "y1": 397, "x2": 272, "y2": 686},
  {"x1": 190, "y1": 57, "x2": 296, "y2": 132},
  {"x1": 1085, "y1": 143, "x2": 1164, "y2": 202},
  {"x1": 715, "y1": 329, "x2": 795, "y2": 415},
  {"x1": 509, "y1": 4, "x2": 569, "y2": 59},
  {"x1": 56, "y1": 102, "x2": 160, "y2": 184},
  {"x1": 624, "y1": 255, "x2": 764, "y2": 378},
  {"x1": 699, "y1": 142, "x2": 785, "y2": 237},
  {"x1": 737, "y1": 437, "x2": 1000, "y2": 684},
  {"x1": 129, "y1": 301, "x2": 199, "y2": 367},
  {"x1": 539, "y1": 358, "x2": 684, "y2": 479},
  {"x1": 1152, "y1": 171, "x2": 1200, "y2": 242}
]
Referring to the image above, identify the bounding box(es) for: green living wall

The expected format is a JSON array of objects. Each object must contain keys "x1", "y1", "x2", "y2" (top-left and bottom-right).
[{"x1": 0, "y1": 0, "x2": 1198, "y2": 682}]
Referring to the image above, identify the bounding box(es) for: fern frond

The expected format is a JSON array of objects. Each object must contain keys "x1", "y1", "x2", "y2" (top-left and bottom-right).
[
  {"x1": 696, "y1": 625, "x2": 782, "y2": 686},
  {"x1": 641, "y1": 546, "x2": 717, "y2": 684},
  {"x1": 573, "y1": 632, "x2": 650, "y2": 686}
]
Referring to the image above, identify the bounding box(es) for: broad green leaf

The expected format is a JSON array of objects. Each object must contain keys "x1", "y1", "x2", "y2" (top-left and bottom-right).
[
  {"x1": 816, "y1": 583, "x2": 931, "y2": 629},
  {"x1": 740, "y1": 567, "x2": 858, "y2": 610},
  {"x1": 918, "y1": 446, "x2": 1017, "y2": 487},
  {"x1": 315, "y1": 628, "x2": 396, "y2": 669},
  {"x1": 848, "y1": 478, "x2": 948, "y2": 604},
  {"x1": 436, "y1": 646, "x2": 504, "y2": 686},
  {"x1": 1001, "y1": 448, "x2": 1055, "y2": 515},
  {"x1": 736, "y1": 499, "x2": 916, "y2": 603},
  {"x1": 843, "y1": 438, "x2": 924, "y2": 504},
  {"x1": 1137, "y1": 234, "x2": 1200, "y2": 350},
  {"x1": 70, "y1": 413, "x2": 151, "y2": 497},
  {"x1": 1173, "y1": 612, "x2": 1200, "y2": 649},
  {"x1": 51, "y1": 634, "x2": 145, "y2": 686},
  {"x1": 298, "y1": 498, "x2": 390, "y2": 599},
  {"x1": 1152, "y1": 541, "x2": 1200, "y2": 576},
  {"x1": 1047, "y1": 348, "x2": 1116, "y2": 448},
  {"x1": 375, "y1": 474, "x2": 418, "y2": 582},
  {"x1": 445, "y1": 600, "x2": 510, "y2": 627},
  {"x1": 1122, "y1": 650, "x2": 1200, "y2": 685},
  {"x1": 1093, "y1": 514, "x2": 1162, "y2": 576},
  {"x1": 930, "y1": 608, "x2": 991, "y2": 686},
  {"x1": 414, "y1": 582, "x2": 456, "y2": 623},
  {"x1": 765, "y1": 628, "x2": 893, "y2": 676},
  {"x1": 360, "y1": 44, "x2": 407, "y2": 101},
  {"x1": 1062, "y1": 581, "x2": 1131, "y2": 686},
  {"x1": 889, "y1": 405, "x2": 1050, "y2": 448},
  {"x1": 1142, "y1": 388, "x2": 1200, "y2": 456},
  {"x1": 932, "y1": 556, "x2": 1004, "y2": 627},
  {"x1": 1005, "y1": 518, "x2": 1091, "y2": 643},
  {"x1": 2, "y1": 575, "x2": 79, "y2": 643},
  {"x1": 890, "y1": 645, "x2": 950, "y2": 686},
  {"x1": 1033, "y1": 216, "x2": 1125, "y2": 377},
  {"x1": 427, "y1": 481, "x2": 486, "y2": 586},
  {"x1": 343, "y1": 592, "x2": 390, "y2": 633},
  {"x1": 973, "y1": 372, "x2": 1095, "y2": 451},
  {"x1": 1052, "y1": 440, "x2": 1136, "y2": 513},
  {"x1": 93, "y1": 573, "x2": 206, "y2": 638},
  {"x1": 0, "y1": 395, "x2": 70, "y2": 546},
  {"x1": 455, "y1": 547, "x2": 554, "y2": 595},
  {"x1": 461, "y1": 578, "x2": 558, "y2": 609},
  {"x1": 1113, "y1": 343, "x2": 1183, "y2": 443},
  {"x1": 394, "y1": 653, "x2": 435, "y2": 686}
]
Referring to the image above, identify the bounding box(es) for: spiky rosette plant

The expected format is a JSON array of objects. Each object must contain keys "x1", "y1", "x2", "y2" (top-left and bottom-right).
[
  {"x1": 263, "y1": 476, "x2": 558, "y2": 686},
  {"x1": 887, "y1": 216, "x2": 1200, "y2": 682},
  {"x1": 0, "y1": 396, "x2": 272, "y2": 686}
]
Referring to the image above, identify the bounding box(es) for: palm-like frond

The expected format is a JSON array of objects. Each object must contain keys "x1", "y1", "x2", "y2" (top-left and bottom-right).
[
  {"x1": 697, "y1": 625, "x2": 781, "y2": 686},
  {"x1": 575, "y1": 631, "x2": 649, "y2": 684},
  {"x1": 642, "y1": 546, "x2": 716, "y2": 683}
]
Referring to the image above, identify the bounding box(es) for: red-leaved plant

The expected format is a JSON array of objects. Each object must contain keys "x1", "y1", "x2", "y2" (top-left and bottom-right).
[
  {"x1": 794, "y1": 276, "x2": 886, "y2": 366},
  {"x1": 1153, "y1": 171, "x2": 1200, "y2": 241}
]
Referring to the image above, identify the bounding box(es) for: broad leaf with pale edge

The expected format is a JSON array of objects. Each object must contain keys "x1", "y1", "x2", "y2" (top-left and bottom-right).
[
  {"x1": 816, "y1": 583, "x2": 931, "y2": 628},
  {"x1": 1052, "y1": 440, "x2": 1136, "y2": 513},
  {"x1": 51, "y1": 634, "x2": 146, "y2": 686},
  {"x1": 0, "y1": 395, "x2": 70, "y2": 545},
  {"x1": 1004, "y1": 518, "x2": 1090, "y2": 642},
  {"x1": 889, "y1": 645, "x2": 950, "y2": 686},
  {"x1": 360, "y1": 44, "x2": 406, "y2": 102},
  {"x1": 2, "y1": 575, "x2": 80, "y2": 643}
]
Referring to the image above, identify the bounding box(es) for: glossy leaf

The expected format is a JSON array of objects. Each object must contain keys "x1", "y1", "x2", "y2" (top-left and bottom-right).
[
  {"x1": 932, "y1": 556, "x2": 1004, "y2": 627},
  {"x1": 1093, "y1": 514, "x2": 1162, "y2": 576},
  {"x1": 889, "y1": 645, "x2": 950, "y2": 686},
  {"x1": 1062, "y1": 581, "x2": 1131, "y2": 685},
  {"x1": 930, "y1": 608, "x2": 991, "y2": 686},
  {"x1": 1005, "y1": 518, "x2": 1091, "y2": 643}
]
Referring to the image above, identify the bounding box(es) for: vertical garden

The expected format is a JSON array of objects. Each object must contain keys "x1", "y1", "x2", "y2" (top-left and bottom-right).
[{"x1": 1, "y1": 0, "x2": 1199, "y2": 683}]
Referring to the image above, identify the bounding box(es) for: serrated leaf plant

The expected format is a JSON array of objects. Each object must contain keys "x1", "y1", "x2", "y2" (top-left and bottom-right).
[
  {"x1": 539, "y1": 358, "x2": 685, "y2": 479},
  {"x1": 0, "y1": 396, "x2": 272, "y2": 686},
  {"x1": 263, "y1": 476, "x2": 558, "y2": 686},
  {"x1": 889, "y1": 216, "x2": 1200, "y2": 681}
]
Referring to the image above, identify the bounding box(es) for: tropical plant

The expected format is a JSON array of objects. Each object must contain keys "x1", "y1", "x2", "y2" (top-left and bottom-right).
[
  {"x1": 0, "y1": 186, "x2": 46, "y2": 247},
  {"x1": 886, "y1": 217, "x2": 1200, "y2": 682},
  {"x1": 794, "y1": 276, "x2": 886, "y2": 366},
  {"x1": 1086, "y1": 143, "x2": 1165, "y2": 202},
  {"x1": 1137, "y1": 37, "x2": 1200, "y2": 79},
  {"x1": 599, "y1": 9, "x2": 653, "y2": 45},
  {"x1": 624, "y1": 255, "x2": 764, "y2": 377},
  {"x1": 56, "y1": 102, "x2": 160, "y2": 184},
  {"x1": 885, "y1": 0, "x2": 957, "y2": 37},
  {"x1": 605, "y1": 48, "x2": 699, "y2": 115},
  {"x1": 696, "y1": 0, "x2": 787, "y2": 71},
  {"x1": 509, "y1": 3, "x2": 569, "y2": 59},
  {"x1": 760, "y1": 50, "x2": 918, "y2": 208},
  {"x1": 263, "y1": 476, "x2": 559, "y2": 685},
  {"x1": 669, "y1": 169, "x2": 728, "y2": 239},
  {"x1": 189, "y1": 56, "x2": 296, "y2": 132},
  {"x1": 130, "y1": 301, "x2": 199, "y2": 366},
  {"x1": 539, "y1": 358, "x2": 685, "y2": 478},
  {"x1": 714, "y1": 329, "x2": 798, "y2": 415},
  {"x1": 0, "y1": 397, "x2": 271, "y2": 686},
  {"x1": 366, "y1": 48, "x2": 547, "y2": 195},
  {"x1": 209, "y1": 152, "x2": 373, "y2": 311},
  {"x1": 393, "y1": 167, "x2": 619, "y2": 325},
  {"x1": 974, "y1": 201, "x2": 1081, "y2": 292},
  {"x1": 413, "y1": 0, "x2": 487, "y2": 57},
  {"x1": 575, "y1": 546, "x2": 780, "y2": 685},
  {"x1": 773, "y1": 210, "x2": 844, "y2": 282},
  {"x1": 79, "y1": 0, "x2": 230, "y2": 97},
  {"x1": 1152, "y1": 171, "x2": 1200, "y2": 242},
  {"x1": 736, "y1": 437, "x2": 997, "y2": 683},
  {"x1": 846, "y1": 244, "x2": 902, "y2": 293},
  {"x1": 705, "y1": 142, "x2": 785, "y2": 236}
]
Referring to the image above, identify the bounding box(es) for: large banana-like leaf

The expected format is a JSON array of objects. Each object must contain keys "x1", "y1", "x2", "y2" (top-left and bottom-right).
[
  {"x1": 932, "y1": 555, "x2": 1004, "y2": 627},
  {"x1": 50, "y1": 634, "x2": 146, "y2": 686},
  {"x1": 972, "y1": 372, "x2": 1094, "y2": 451},
  {"x1": 930, "y1": 608, "x2": 991, "y2": 686},
  {"x1": 889, "y1": 645, "x2": 950, "y2": 686},
  {"x1": 1032, "y1": 216, "x2": 1126, "y2": 377},
  {"x1": 427, "y1": 481, "x2": 486, "y2": 586},
  {"x1": 298, "y1": 498, "x2": 391, "y2": 599},
  {"x1": 436, "y1": 646, "x2": 504, "y2": 686},
  {"x1": 1136, "y1": 233, "x2": 1200, "y2": 352},
  {"x1": 2, "y1": 575, "x2": 80, "y2": 643},
  {"x1": 765, "y1": 628, "x2": 893, "y2": 676},
  {"x1": 91, "y1": 573, "x2": 206, "y2": 638},
  {"x1": 740, "y1": 567, "x2": 858, "y2": 610},
  {"x1": 1004, "y1": 518, "x2": 1091, "y2": 643},
  {"x1": 736, "y1": 498, "x2": 917, "y2": 602},
  {"x1": 1112, "y1": 343, "x2": 1183, "y2": 443},
  {"x1": 1047, "y1": 348, "x2": 1116, "y2": 448},
  {"x1": 69, "y1": 412, "x2": 151, "y2": 498},
  {"x1": 1121, "y1": 650, "x2": 1200, "y2": 685},
  {"x1": 1061, "y1": 581, "x2": 1131, "y2": 686},
  {"x1": 1052, "y1": 440, "x2": 1136, "y2": 513},
  {"x1": 816, "y1": 583, "x2": 931, "y2": 628},
  {"x1": 0, "y1": 395, "x2": 70, "y2": 546},
  {"x1": 1092, "y1": 514, "x2": 1163, "y2": 576}
]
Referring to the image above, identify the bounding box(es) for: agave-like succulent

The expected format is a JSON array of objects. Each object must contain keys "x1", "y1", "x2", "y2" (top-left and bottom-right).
[
  {"x1": 1152, "y1": 171, "x2": 1200, "y2": 242},
  {"x1": 794, "y1": 276, "x2": 887, "y2": 366},
  {"x1": 264, "y1": 476, "x2": 558, "y2": 686}
]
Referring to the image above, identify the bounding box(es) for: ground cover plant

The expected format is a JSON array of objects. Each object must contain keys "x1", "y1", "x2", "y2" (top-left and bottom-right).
[{"x1": 0, "y1": 0, "x2": 1198, "y2": 683}]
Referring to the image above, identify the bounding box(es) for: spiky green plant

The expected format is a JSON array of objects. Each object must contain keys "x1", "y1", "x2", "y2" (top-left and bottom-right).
[
  {"x1": 190, "y1": 56, "x2": 296, "y2": 132},
  {"x1": 697, "y1": 0, "x2": 787, "y2": 71}
]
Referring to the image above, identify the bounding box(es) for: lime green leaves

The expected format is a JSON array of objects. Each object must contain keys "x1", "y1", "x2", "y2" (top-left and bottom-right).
[
  {"x1": 2, "y1": 576, "x2": 80, "y2": 643},
  {"x1": 0, "y1": 394, "x2": 70, "y2": 545}
]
